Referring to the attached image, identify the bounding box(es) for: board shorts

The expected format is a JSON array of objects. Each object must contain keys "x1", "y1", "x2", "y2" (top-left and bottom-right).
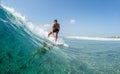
[{"x1": 53, "y1": 29, "x2": 59, "y2": 33}]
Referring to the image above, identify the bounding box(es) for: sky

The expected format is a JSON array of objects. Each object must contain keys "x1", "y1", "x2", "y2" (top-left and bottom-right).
[{"x1": 2, "y1": 0, "x2": 120, "y2": 36}]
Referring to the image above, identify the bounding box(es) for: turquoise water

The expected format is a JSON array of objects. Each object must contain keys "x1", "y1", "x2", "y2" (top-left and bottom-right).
[
  {"x1": 63, "y1": 38, "x2": 120, "y2": 74},
  {"x1": 0, "y1": 5, "x2": 120, "y2": 74}
]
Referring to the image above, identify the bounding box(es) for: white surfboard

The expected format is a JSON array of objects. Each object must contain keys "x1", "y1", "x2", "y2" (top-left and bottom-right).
[{"x1": 48, "y1": 36, "x2": 69, "y2": 47}]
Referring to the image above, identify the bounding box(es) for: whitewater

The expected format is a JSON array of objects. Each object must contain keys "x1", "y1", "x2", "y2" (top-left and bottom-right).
[
  {"x1": 0, "y1": 5, "x2": 120, "y2": 74},
  {"x1": 66, "y1": 36, "x2": 120, "y2": 41}
]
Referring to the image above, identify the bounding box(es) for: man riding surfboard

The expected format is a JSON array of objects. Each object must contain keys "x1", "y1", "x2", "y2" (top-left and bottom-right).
[{"x1": 48, "y1": 19, "x2": 60, "y2": 42}]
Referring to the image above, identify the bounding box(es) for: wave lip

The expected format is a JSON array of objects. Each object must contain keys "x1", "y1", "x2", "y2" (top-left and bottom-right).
[{"x1": 66, "y1": 36, "x2": 120, "y2": 41}]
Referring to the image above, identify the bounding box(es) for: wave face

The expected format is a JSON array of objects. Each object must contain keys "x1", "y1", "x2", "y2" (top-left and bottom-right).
[{"x1": 0, "y1": 5, "x2": 72, "y2": 74}]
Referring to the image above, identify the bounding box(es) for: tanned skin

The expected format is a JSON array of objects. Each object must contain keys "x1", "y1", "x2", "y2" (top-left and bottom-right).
[{"x1": 48, "y1": 20, "x2": 60, "y2": 42}]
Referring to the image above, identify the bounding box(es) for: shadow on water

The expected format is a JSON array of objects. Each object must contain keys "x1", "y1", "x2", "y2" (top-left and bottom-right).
[{"x1": 30, "y1": 42, "x2": 53, "y2": 57}]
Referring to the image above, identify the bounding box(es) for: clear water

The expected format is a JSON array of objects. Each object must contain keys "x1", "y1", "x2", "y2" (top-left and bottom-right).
[
  {"x1": 0, "y1": 5, "x2": 120, "y2": 74},
  {"x1": 63, "y1": 38, "x2": 120, "y2": 74}
]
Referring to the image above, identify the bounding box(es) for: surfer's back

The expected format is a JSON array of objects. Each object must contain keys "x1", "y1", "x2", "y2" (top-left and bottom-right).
[{"x1": 53, "y1": 23, "x2": 60, "y2": 30}]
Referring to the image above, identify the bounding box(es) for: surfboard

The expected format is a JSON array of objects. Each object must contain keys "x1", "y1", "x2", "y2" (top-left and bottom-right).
[
  {"x1": 43, "y1": 36, "x2": 69, "y2": 49},
  {"x1": 48, "y1": 36, "x2": 68, "y2": 46}
]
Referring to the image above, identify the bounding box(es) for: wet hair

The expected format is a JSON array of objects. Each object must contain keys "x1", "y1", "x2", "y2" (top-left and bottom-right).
[{"x1": 54, "y1": 19, "x2": 57, "y2": 22}]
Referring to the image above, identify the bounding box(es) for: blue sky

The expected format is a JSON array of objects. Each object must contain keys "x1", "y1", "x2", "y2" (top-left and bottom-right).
[{"x1": 2, "y1": 0, "x2": 120, "y2": 36}]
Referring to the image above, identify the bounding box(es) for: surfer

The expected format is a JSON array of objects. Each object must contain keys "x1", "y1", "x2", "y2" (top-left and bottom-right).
[{"x1": 48, "y1": 19, "x2": 60, "y2": 42}]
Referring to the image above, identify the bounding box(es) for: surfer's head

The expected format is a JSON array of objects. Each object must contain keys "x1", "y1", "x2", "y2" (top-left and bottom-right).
[{"x1": 54, "y1": 19, "x2": 58, "y2": 23}]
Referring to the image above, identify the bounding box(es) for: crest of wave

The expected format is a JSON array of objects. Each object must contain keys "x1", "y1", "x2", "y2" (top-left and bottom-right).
[{"x1": 2, "y1": 4, "x2": 51, "y2": 39}]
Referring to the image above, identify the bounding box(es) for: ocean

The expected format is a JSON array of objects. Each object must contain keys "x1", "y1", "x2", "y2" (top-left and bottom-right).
[{"x1": 0, "y1": 5, "x2": 120, "y2": 74}]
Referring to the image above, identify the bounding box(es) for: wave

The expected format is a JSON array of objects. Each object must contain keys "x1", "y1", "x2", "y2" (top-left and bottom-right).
[
  {"x1": 2, "y1": 4, "x2": 68, "y2": 45},
  {"x1": 0, "y1": 4, "x2": 70, "y2": 74},
  {"x1": 2, "y1": 4, "x2": 48, "y2": 38},
  {"x1": 66, "y1": 36, "x2": 120, "y2": 41}
]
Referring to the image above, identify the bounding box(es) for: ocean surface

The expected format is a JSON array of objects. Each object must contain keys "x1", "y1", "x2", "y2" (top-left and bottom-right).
[{"x1": 0, "y1": 5, "x2": 120, "y2": 74}]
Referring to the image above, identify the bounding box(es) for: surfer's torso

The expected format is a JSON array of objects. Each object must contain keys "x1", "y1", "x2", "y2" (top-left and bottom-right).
[{"x1": 52, "y1": 23, "x2": 60, "y2": 32}]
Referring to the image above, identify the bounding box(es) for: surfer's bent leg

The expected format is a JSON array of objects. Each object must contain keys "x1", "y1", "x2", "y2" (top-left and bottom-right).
[
  {"x1": 48, "y1": 31, "x2": 54, "y2": 38},
  {"x1": 48, "y1": 32, "x2": 52, "y2": 37}
]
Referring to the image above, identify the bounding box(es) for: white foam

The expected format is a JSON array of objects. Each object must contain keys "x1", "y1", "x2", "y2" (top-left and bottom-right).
[
  {"x1": 2, "y1": 4, "x2": 48, "y2": 38},
  {"x1": 56, "y1": 38, "x2": 69, "y2": 47},
  {"x1": 67, "y1": 36, "x2": 120, "y2": 41},
  {"x1": 2, "y1": 4, "x2": 26, "y2": 22}
]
